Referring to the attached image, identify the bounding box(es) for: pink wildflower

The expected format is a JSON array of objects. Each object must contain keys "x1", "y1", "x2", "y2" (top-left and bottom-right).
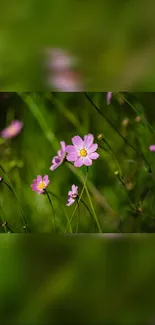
[
  {"x1": 1, "y1": 120, "x2": 23, "y2": 139},
  {"x1": 31, "y1": 175, "x2": 50, "y2": 195},
  {"x1": 50, "y1": 141, "x2": 66, "y2": 171},
  {"x1": 66, "y1": 184, "x2": 78, "y2": 206},
  {"x1": 66, "y1": 134, "x2": 99, "y2": 167},
  {"x1": 107, "y1": 92, "x2": 112, "y2": 105},
  {"x1": 149, "y1": 145, "x2": 155, "y2": 152}
]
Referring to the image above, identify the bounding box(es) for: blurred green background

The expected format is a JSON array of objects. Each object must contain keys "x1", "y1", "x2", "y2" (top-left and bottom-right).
[
  {"x1": 0, "y1": 235, "x2": 155, "y2": 325},
  {"x1": 1, "y1": 92, "x2": 155, "y2": 233},
  {"x1": 1, "y1": 0, "x2": 155, "y2": 90}
]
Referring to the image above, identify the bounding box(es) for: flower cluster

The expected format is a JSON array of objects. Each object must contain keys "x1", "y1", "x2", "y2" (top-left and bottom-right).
[{"x1": 31, "y1": 133, "x2": 99, "y2": 206}]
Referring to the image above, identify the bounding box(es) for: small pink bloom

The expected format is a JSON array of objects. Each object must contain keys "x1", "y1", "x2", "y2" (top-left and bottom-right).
[
  {"x1": 45, "y1": 48, "x2": 76, "y2": 72},
  {"x1": 107, "y1": 92, "x2": 112, "y2": 105},
  {"x1": 50, "y1": 141, "x2": 66, "y2": 171},
  {"x1": 149, "y1": 145, "x2": 155, "y2": 152},
  {"x1": 31, "y1": 175, "x2": 50, "y2": 195},
  {"x1": 50, "y1": 72, "x2": 83, "y2": 92},
  {"x1": 1, "y1": 120, "x2": 23, "y2": 139},
  {"x1": 0, "y1": 177, "x2": 3, "y2": 183},
  {"x1": 67, "y1": 184, "x2": 78, "y2": 206},
  {"x1": 66, "y1": 134, "x2": 99, "y2": 168}
]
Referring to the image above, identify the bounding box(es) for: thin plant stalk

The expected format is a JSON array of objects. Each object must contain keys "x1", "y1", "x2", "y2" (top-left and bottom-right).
[
  {"x1": 118, "y1": 93, "x2": 155, "y2": 133},
  {"x1": 48, "y1": 190, "x2": 72, "y2": 233},
  {"x1": 80, "y1": 198, "x2": 96, "y2": 232},
  {"x1": 3, "y1": 180, "x2": 28, "y2": 233},
  {"x1": 101, "y1": 138, "x2": 122, "y2": 177},
  {"x1": 84, "y1": 92, "x2": 152, "y2": 174},
  {"x1": 76, "y1": 202, "x2": 80, "y2": 233},
  {"x1": 0, "y1": 165, "x2": 28, "y2": 233},
  {"x1": 81, "y1": 167, "x2": 102, "y2": 233},
  {"x1": 64, "y1": 172, "x2": 88, "y2": 233},
  {"x1": 45, "y1": 189, "x2": 56, "y2": 233},
  {"x1": 117, "y1": 173, "x2": 135, "y2": 211}
]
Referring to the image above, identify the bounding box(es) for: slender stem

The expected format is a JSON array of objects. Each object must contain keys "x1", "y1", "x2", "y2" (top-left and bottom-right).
[
  {"x1": 101, "y1": 138, "x2": 122, "y2": 177},
  {"x1": 84, "y1": 92, "x2": 152, "y2": 174},
  {"x1": 2, "y1": 222, "x2": 14, "y2": 233},
  {"x1": 45, "y1": 190, "x2": 56, "y2": 233},
  {"x1": 3, "y1": 180, "x2": 28, "y2": 233},
  {"x1": 117, "y1": 174, "x2": 135, "y2": 211},
  {"x1": 80, "y1": 198, "x2": 96, "y2": 231},
  {"x1": 82, "y1": 167, "x2": 102, "y2": 233},
  {"x1": 48, "y1": 190, "x2": 72, "y2": 233},
  {"x1": 76, "y1": 202, "x2": 80, "y2": 233},
  {"x1": 0, "y1": 164, "x2": 5, "y2": 174},
  {"x1": 64, "y1": 173, "x2": 88, "y2": 233},
  {"x1": 118, "y1": 93, "x2": 155, "y2": 133}
]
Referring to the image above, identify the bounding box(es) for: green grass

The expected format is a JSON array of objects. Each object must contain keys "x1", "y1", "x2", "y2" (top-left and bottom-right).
[{"x1": 1, "y1": 92, "x2": 155, "y2": 233}]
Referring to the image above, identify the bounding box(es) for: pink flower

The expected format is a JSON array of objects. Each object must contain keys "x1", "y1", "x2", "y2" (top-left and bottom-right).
[
  {"x1": 50, "y1": 71, "x2": 83, "y2": 92},
  {"x1": 66, "y1": 134, "x2": 99, "y2": 167},
  {"x1": 0, "y1": 177, "x2": 3, "y2": 183},
  {"x1": 31, "y1": 175, "x2": 50, "y2": 195},
  {"x1": 50, "y1": 141, "x2": 66, "y2": 171},
  {"x1": 67, "y1": 184, "x2": 78, "y2": 206},
  {"x1": 149, "y1": 145, "x2": 155, "y2": 152},
  {"x1": 1, "y1": 120, "x2": 23, "y2": 139},
  {"x1": 45, "y1": 48, "x2": 76, "y2": 72},
  {"x1": 107, "y1": 92, "x2": 112, "y2": 105}
]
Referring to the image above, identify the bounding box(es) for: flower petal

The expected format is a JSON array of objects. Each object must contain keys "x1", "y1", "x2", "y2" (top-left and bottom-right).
[
  {"x1": 83, "y1": 157, "x2": 92, "y2": 166},
  {"x1": 84, "y1": 134, "x2": 94, "y2": 148},
  {"x1": 72, "y1": 185, "x2": 78, "y2": 193},
  {"x1": 66, "y1": 153, "x2": 78, "y2": 162},
  {"x1": 43, "y1": 175, "x2": 50, "y2": 186},
  {"x1": 36, "y1": 175, "x2": 42, "y2": 182},
  {"x1": 66, "y1": 199, "x2": 75, "y2": 206},
  {"x1": 72, "y1": 136, "x2": 83, "y2": 149},
  {"x1": 89, "y1": 153, "x2": 99, "y2": 160},
  {"x1": 149, "y1": 145, "x2": 155, "y2": 152},
  {"x1": 87, "y1": 143, "x2": 98, "y2": 153},
  {"x1": 60, "y1": 141, "x2": 66, "y2": 152},
  {"x1": 66, "y1": 145, "x2": 77, "y2": 154},
  {"x1": 74, "y1": 157, "x2": 84, "y2": 167}
]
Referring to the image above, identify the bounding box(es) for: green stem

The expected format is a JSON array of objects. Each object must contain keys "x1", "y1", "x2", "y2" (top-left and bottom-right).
[
  {"x1": 45, "y1": 190, "x2": 56, "y2": 233},
  {"x1": 80, "y1": 198, "x2": 96, "y2": 231},
  {"x1": 2, "y1": 222, "x2": 14, "y2": 233},
  {"x1": 84, "y1": 92, "x2": 152, "y2": 174},
  {"x1": 117, "y1": 174, "x2": 135, "y2": 211},
  {"x1": 2, "y1": 178, "x2": 28, "y2": 233},
  {"x1": 48, "y1": 190, "x2": 72, "y2": 233},
  {"x1": 76, "y1": 202, "x2": 80, "y2": 233},
  {"x1": 64, "y1": 173, "x2": 88, "y2": 233},
  {"x1": 118, "y1": 93, "x2": 155, "y2": 133},
  {"x1": 82, "y1": 167, "x2": 102, "y2": 233},
  {"x1": 101, "y1": 138, "x2": 122, "y2": 177}
]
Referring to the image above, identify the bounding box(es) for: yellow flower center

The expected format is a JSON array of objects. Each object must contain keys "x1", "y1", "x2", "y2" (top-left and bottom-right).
[
  {"x1": 38, "y1": 182, "x2": 45, "y2": 190},
  {"x1": 80, "y1": 149, "x2": 87, "y2": 157}
]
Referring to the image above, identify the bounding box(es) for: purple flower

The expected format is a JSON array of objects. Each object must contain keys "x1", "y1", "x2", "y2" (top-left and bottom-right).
[
  {"x1": 149, "y1": 145, "x2": 155, "y2": 152},
  {"x1": 1, "y1": 120, "x2": 23, "y2": 139},
  {"x1": 66, "y1": 134, "x2": 99, "y2": 167},
  {"x1": 50, "y1": 72, "x2": 83, "y2": 92},
  {"x1": 67, "y1": 184, "x2": 78, "y2": 206},
  {"x1": 107, "y1": 92, "x2": 112, "y2": 105},
  {"x1": 50, "y1": 141, "x2": 66, "y2": 171},
  {"x1": 45, "y1": 48, "x2": 76, "y2": 72},
  {"x1": 31, "y1": 175, "x2": 50, "y2": 195}
]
